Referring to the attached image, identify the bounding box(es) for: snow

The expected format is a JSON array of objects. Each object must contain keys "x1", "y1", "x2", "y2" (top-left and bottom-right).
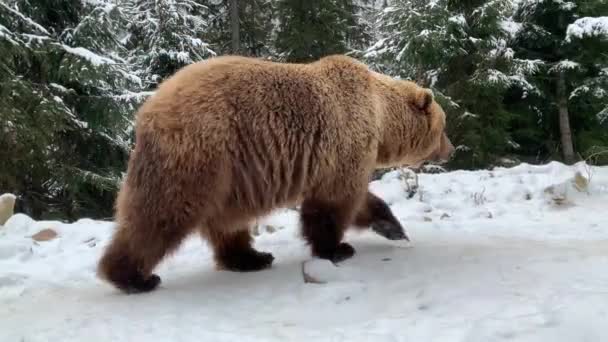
[
  {"x1": 570, "y1": 85, "x2": 607, "y2": 100},
  {"x1": 2, "y1": 162, "x2": 608, "y2": 341},
  {"x1": 461, "y1": 111, "x2": 479, "y2": 119},
  {"x1": 0, "y1": 193, "x2": 16, "y2": 203},
  {"x1": 557, "y1": 1, "x2": 577, "y2": 11},
  {"x1": 513, "y1": 58, "x2": 544, "y2": 75},
  {"x1": 549, "y1": 60, "x2": 581, "y2": 73},
  {"x1": 481, "y1": 69, "x2": 511, "y2": 86},
  {"x1": 500, "y1": 19, "x2": 522, "y2": 37},
  {"x1": 488, "y1": 43, "x2": 513, "y2": 59},
  {"x1": 49, "y1": 83, "x2": 69, "y2": 93},
  {"x1": 448, "y1": 14, "x2": 466, "y2": 26},
  {"x1": 190, "y1": 38, "x2": 206, "y2": 47},
  {"x1": 428, "y1": 0, "x2": 440, "y2": 9},
  {"x1": 57, "y1": 44, "x2": 117, "y2": 66},
  {"x1": 507, "y1": 139, "x2": 521, "y2": 149},
  {"x1": 598, "y1": 106, "x2": 608, "y2": 124},
  {"x1": 566, "y1": 17, "x2": 608, "y2": 40},
  {"x1": 21, "y1": 33, "x2": 51, "y2": 46},
  {"x1": 82, "y1": 0, "x2": 111, "y2": 6},
  {"x1": 509, "y1": 74, "x2": 540, "y2": 96},
  {"x1": 114, "y1": 90, "x2": 154, "y2": 102},
  {"x1": 363, "y1": 38, "x2": 389, "y2": 58},
  {"x1": 0, "y1": 24, "x2": 19, "y2": 45},
  {"x1": 0, "y1": 2, "x2": 50, "y2": 35}
]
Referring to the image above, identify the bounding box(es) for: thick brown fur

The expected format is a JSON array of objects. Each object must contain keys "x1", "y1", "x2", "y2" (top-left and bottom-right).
[{"x1": 97, "y1": 55, "x2": 453, "y2": 293}]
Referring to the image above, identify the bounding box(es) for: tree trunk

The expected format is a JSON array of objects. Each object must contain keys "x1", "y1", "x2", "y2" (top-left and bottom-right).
[
  {"x1": 556, "y1": 72, "x2": 576, "y2": 164},
  {"x1": 230, "y1": 0, "x2": 240, "y2": 54}
]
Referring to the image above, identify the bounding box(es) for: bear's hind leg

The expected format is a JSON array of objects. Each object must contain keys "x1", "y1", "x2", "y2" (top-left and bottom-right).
[
  {"x1": 98, "y1": 209, "x2": 196, "y2": 294},
  {"x1": 300, "y1": 198, "x2": 358, "y2": 263},
  {"x1": 203, "y1": 225, "x2": 274, "y2": 272}
]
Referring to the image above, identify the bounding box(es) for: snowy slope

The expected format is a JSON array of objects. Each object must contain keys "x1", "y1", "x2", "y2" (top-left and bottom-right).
[{"x1": 1, "y1": 162, "x2": 608, "y2": 341}]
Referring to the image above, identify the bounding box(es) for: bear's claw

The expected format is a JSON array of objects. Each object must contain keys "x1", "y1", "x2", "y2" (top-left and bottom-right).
[
  {"x1": 122, "y1": 274, "x2": 161, "y2": 294},
  {"x1": 371, "y1": 220, "x2": 409, "y2": 241}
]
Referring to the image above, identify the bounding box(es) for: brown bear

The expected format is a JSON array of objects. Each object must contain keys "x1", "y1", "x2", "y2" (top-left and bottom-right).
[{"x1": 97, "y1": 55, "x2": 454, "y2": 293}]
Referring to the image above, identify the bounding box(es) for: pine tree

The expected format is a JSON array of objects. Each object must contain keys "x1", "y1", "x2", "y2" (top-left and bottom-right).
[
  {"x1": 206, "y1": 0, "x2": 275, "y2": 57},
  {"x1": 230, "y1": 0, "x2": 240, "y2": 53},
  {"x1": 367, "y1": 0, "x2": 526, "y2": 168},
  {"x1": 567, "y1": 16, "x2": 608, "y2": 141},
  {"x1": 240, "y1": 0, "x2": 275, "y2": 56},
  {"x1": 511, "y1": 1, "x2": 608, "y2": 164},
  {"x1": 274, "y1": 0, "x2": 370, "y2": 62},
  {"x1": 0, "y1": 0, "x2": 141, "y2": 219},
  {"x1": 124, "y1": 0, "x2": 215, "y2": 89}
]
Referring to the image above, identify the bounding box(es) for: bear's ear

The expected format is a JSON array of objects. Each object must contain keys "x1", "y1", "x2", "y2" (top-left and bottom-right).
[{"x1": 414, "y1": 88, "x2": 433, "y2": 113}]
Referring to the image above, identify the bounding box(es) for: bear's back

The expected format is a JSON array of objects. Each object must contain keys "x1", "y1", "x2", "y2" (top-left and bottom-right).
[{"x1": 137, "y1": 55, "x2": 375, "y2": 130}]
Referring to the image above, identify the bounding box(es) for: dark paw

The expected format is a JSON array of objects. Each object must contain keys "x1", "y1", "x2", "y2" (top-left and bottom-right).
[
  {"x1": 122, "y1": 273, "x2": 161, "y2": 294},
  {"x1": 331, "y1": 242, "x2": 355, "y2": 263},
  {"x1": 314, "y1": 242, "x2": 356, "y2": 263},
  {"x1": 221, "y1": 249, "x2": 274, "y2": 272},
  {"x1": 371, "y1": 219, "x2": 409, "y2": 241}
]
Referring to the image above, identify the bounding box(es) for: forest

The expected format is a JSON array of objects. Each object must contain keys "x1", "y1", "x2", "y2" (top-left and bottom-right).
[{"x1": 1, "y1": 0, "x2": 607, "y2": 220}]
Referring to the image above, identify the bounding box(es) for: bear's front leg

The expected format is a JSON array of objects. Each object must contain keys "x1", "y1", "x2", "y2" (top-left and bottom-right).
[
  {"x1": 300, "y1": 198, "x2": 358, "y2": 263},
  {"x1": 355, "y1": 191, "x2": 409, "y2": 241}
]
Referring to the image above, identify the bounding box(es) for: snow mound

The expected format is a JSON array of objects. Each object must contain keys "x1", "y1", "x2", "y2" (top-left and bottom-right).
[
  {"x1": 1, "y1": 162, "x2": 608, "y2": 341},
  {"x1": 566, "y1": 16, "x2": 608, "y2": 40}
]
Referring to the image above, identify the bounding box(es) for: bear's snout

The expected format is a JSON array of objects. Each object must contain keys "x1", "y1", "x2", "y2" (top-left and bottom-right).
[
  {"x1": 429, "y1": 133, "x2": 454, "y2": 164},
  {"x1": 439, "y1": 134, "x2": 455, "y2": 161}
]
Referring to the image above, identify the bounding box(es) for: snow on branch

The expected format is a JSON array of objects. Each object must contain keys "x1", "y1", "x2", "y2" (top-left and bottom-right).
[
  {"x1": 0, "y1": 2, "x2": 50, "y2": 35},
  {"x1": 474, "y1": 69, "x2": 511, "y2": 87},
  {"x1": 598, "y1": 106, "x2": 608, "y2": 124},
  {"x1": 112, "y1": 90, "x2": 154, "y2": 102},
  {"x1": 566, "y1": 17, "x2": 608, "y2": 41},
  {"x1": 558, "y1": 1, "x2": 577, "y2": 11},
  {"x1": 55, "y1": 44, "x2": 117, "y2": 66},
  {"x1": 512, "y1": 58, "x2": 544, "y2": 75},
  {"x1": 500, "y1": 19, "x2": 522, "y2": 37},
  {"x1": 0, "y1": 24, "x2": 20, "y2": 45},
  {"x1": 449, "y1": 14, "x2": 467, "y2": 27},
  {"x1": 509, "y1": 75, "x2": 541, "y2": 97},
  {"x1": 548, "y1": 60, "x2": 581, "y2": 73},
  {"x1": 570, "y1": 84, "x2": 607, "y2": 100}
]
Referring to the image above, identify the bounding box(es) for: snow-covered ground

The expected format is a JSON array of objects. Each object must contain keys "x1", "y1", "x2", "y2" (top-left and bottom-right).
[{"x1": 1, "y1": 162, "x2": 608, "y2": 341}]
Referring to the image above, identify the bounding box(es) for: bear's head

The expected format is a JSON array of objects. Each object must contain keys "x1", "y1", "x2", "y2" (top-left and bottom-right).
[{"x1": 373, "y1": 74, "x2": 454, "y2": 169}]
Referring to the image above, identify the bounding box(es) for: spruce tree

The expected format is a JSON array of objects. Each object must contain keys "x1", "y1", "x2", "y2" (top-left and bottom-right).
[
  {"x1": 274, "y1": 0, "x2": 369, "y2": 62},
  {"x1": 206, "y1": 0, "x2": 275, "y2": 57},
  {"x1": 0, "y1": 0, "x2": 140, "y2": 219},
  {"x1": 367, "y1": 0, "x2": 524, "y2": 168},
  {"x1": 511, "y1": 1, "x2": 608, "y2": 164},
  {"x1": 124, "y1": 0, "x2": 215, "y2": 89}
]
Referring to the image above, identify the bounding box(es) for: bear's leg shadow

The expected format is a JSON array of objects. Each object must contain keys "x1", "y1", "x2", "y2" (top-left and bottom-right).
[
  {"x1": 203, "y1": 224, "x2": 274, "y2": 272},
  {"x1": 354, "y1": 191, "x2": 408, "y2": 241},
  {"x1": 300, "y1": 197, "x2": 359, "y2": 263}
]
